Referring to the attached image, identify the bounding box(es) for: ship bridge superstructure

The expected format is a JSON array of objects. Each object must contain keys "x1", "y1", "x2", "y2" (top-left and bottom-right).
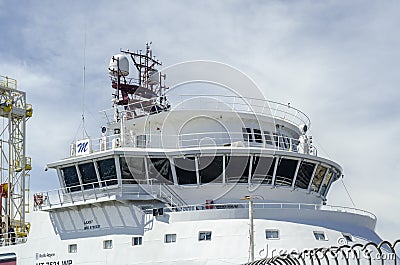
[
  {"x1": 37, "y1": 45, "x2": 344, "y2": 212},
  {"x1": 25, "y1": 45, "x2": 386, "y2": 265}
]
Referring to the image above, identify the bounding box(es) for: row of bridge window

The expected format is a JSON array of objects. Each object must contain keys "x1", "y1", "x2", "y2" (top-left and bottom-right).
[{"x1": 60, "y1": 155, "x2": 338, "y2": 196}]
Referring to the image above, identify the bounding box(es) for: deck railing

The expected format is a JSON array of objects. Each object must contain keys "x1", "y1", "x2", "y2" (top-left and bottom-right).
[
  {"x1": 101, "y1": 94, "x2": 311, "y2": 128},
  {"x1": 164, "y1": 202, "x2": 377, "y2": 221},
  {"x1": 72, "y1": 131, "x2": 317, "y2": 157},
  {"x1": 33, "y1": 179, "x2": 187, "y2": 210},
  {"x1": 33, "y1": 182, "x2": 375, "y2": 221}
]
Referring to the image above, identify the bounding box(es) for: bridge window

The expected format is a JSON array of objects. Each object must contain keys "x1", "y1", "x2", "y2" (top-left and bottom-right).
[
  {"x1": 295, "y1": 161, "x2": 316, "y2": 189},
  {"x1": 242, "y1": 128, "x2": 253, "y2": 142},
  {"x1": 175, "y1": 157, "x2": 197, "y2": 185},
  {"x1": 291, "y1": 139, "x2": 299, "y2": 152},
  {"x1": 61, "y1": 166, "x2": 80, "y2": 192},
  {"x1": 265, "y1": 229, "x2": 279, "y2": 240},
  {"x1": 263, "y1": 131, "x2": 273, "y2": 146},
  {"x1": 272, "y1": 133, "x2": 279, "y2": 147},
  {"x1": 199, "y1": 156, "x2": 223, "y2": 184},
  {"x1": 225, "y1": 156, "x2": 250, "y2": 183},
  {"x1": 136, "y1": 135, "x2": 147, "y2": 148},
  {"x1": 78, "y1": 162, "x2": 99, "y2": 190},
  {"x1": 275, "y1": 158, "x2": 298, "y2": 186},
  {"x1": 120, "y1": 157, "x2": 146, "y2": 184},
  {"x1": 251, "y1": 156, "x2": 275, "y2": 185},
  {"x1": 148, "y1": 158, "x2": 173, "y2": 183},
  {"x1": 278, "y1": 135, "x2": 286, "y2": 149},
  {"x1": 97, "y1": 158, "x2": 117, "y2": 186},
  {"x1": 253, "y1": 129, "x2": 263, "y2": 143},
  {"x1": 311, "y1": 165, "x2": 327, "y2": 192},
  {"x1": 198, "y1": 231, "x2": 212, "y2": 241},
  {"x1": 319, "y1": 169, "x2": 333, "y2": 195}
]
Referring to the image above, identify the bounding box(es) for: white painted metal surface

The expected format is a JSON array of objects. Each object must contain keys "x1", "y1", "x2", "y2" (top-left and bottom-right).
[{"x1": 0, "y1": 48, "x2": 385, "y2": 265}]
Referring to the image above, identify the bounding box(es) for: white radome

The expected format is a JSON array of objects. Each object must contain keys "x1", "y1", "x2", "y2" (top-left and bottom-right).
[{"x1": 108, "y1": 54, "x2": 129, "y2": 76}]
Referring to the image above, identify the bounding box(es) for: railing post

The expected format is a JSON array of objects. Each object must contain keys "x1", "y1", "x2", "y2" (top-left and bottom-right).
[
  {"x1": 69, "y1": 189, "x2": 74, "y2": 204},
  {"x1": 46, "y1": 191, "x2": 50, "y2": 207},
  {"x1": 57, "y1": 190, "x2": 62, "y2": 206},
  {"x1": 81, "y1": 186, "x2": 85, "y2": 202},
  {"x1": 93, "y1": 183, "x2": 98, "y2": 200}
]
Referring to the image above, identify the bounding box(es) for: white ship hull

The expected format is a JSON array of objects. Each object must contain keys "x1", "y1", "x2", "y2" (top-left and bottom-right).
[{"x1": 1, "y1": 200, "x2": 379, "y2": 265}]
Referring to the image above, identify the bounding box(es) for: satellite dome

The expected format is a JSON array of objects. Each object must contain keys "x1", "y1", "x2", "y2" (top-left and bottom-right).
[{"x1": 109, "y1": 54, "x2": 129, "y2": 76}]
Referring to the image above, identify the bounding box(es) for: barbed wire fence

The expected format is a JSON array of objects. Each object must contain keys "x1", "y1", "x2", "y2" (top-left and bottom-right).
[{"x1": 245, "y1": 240, "x2": 400, "y2": 265}]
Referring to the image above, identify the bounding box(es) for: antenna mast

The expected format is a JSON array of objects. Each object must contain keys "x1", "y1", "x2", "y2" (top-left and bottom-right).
[{"x1": 108, "y1": 42, "x2": 169, "y2": 121}]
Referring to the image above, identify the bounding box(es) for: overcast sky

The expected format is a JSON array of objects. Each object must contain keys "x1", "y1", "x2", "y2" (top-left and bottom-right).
[{"x1": 0, "y1": 1, "x2": 399, "y2": 241}]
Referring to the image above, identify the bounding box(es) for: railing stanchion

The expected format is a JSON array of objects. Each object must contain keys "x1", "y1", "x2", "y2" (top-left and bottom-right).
[
  {"x1": 47, "y1": 191, "x2": 51, "y2": 207},
  {"x1": 57, "y1": 190, "x2": 62, "y2": 206}
]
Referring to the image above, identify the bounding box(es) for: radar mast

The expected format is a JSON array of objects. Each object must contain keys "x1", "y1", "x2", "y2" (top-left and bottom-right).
[{"x1": 109, "y1": 42, "x2": 169, "y2": 120}]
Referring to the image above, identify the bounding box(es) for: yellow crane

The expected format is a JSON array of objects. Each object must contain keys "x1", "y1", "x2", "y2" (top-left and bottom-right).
[{"x1": 0, "y1": 75, "x2": 32, "y2": 241}]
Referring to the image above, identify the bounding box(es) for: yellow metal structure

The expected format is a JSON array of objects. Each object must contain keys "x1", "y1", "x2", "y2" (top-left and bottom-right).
[{"x1": 0, "y1": 75, "x2": 32, "y2": 237}]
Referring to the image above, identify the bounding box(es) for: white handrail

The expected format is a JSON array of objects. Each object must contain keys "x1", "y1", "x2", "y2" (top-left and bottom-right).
[{"x1": 100, "y1": 94, "x2": 311, "y2": 128}]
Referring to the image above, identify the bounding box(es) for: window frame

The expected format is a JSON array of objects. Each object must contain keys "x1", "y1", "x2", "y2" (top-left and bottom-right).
[
  {"x1": 342, "y1": 233, "x2": 353, "y2": 242},
  {"x1": 103, "y1": 239, "x2": 113, "y2": 249},
  {"x1": 198, "y1": 231, "x2": 212, "y2": 241},
  {"x1": 263, "y1": 131, "x2": 274, "y2": 146},
  {"x1": 68, "y1": 243, "x2": 77, "y2": 253},
  {"x1": 265, "y1": 229, "x2": 280, "y2": 240},
  {"x1": 253, "y1": 129, "x2": 263, "y2": 143},
  {"x1": 164, "y1": 233, "x2": 177, "y2": 243},
  {"x1": 132, "y1": 236, "x2": 143, "y2": 246},
  {"x1": 313, "y1": 231, "x2": 327, "y2": 241},
  {"x1": 242, "y1": 127, "x2": 253, "y2": 142}
]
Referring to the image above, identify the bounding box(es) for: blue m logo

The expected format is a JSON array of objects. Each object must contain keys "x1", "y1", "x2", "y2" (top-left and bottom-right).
[{"x1": 77, "y1": 141, "x2": 89, "y2": 153}]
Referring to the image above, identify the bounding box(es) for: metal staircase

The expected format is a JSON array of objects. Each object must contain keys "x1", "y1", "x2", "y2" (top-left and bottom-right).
[{"x1": 155, "y1": 184, "x2": 187, "y2": 209}]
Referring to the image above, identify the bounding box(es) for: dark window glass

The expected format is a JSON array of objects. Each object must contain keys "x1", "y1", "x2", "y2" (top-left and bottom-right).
[
  {"x1": 120, "y1": 157, "x2": 146, "y2": 184},
  {"x1": 263, "y1": 131, "x2": 273, "y2": 146},
  {"x1": 295, "y1": 161, "x2": 316, "y2": 189},
  {"x1": 291, "y1": 139, "x2": 299, "y2": 152},
  {"x1": 278, "y1": 135, "x2": 286, "y2": 149},
  {"x1": 272, "y1": 133, "x2": 279, "y2": 147},
  {"x1": 175, "y1": 157, "x2": 197, "y2": 185},
  {"x1": 266, "y1": 230, "x2": 279, "y2": 239},
  {"x1": 199, "y1": 156, "x2": 223, "y2": 184},
  {"x1": 136, "y1": 135, "x2": 147, "y2": 148},
  {"x1": 133, "y1": 237, "x2": 143, "y2": 246},
  {"x1": 320, "y1": 170, "x2": 333, "y2": 195},
  {"x1": 342, "y1": 233, "x2": 353, "y2": 242},
  {"x1": 253, "y1": 129, "x2": 263, "y2": 143},
  {"x1": 198, "y1": 231, "x2": 212, "y2": 241},
  {"x1": 251, "y1": 156, "x2": 274, "y2": 184},
  {"x1": 62, "y1": 166, "x2": 80, "y2": 192},
  {"x1": 225, "y1": 156, "x2": 250, "y2": 183},
  {"x1": 78, "y1": 162, "x2": 99, "y2": 190},
  {"x1": 275, "y1": 158, "x2": 298, "y2": 186},
  {"x1": 311, "y1": 165, "x2": 327, "y2": 192},
  {"x1": 313, "y1": 231, "x2": 326, "y2": 241},
  {"x1": 148, "y1": 158, "x2": 173, "y2": 183},
  {"x1": 242, "y1": 128, "x2": 253, "y2": 142},
  {"x1": 98, "y1": 158, "x2": 118, "y2": 186},
  {"x1": 284, "y1": 137, "x2": 290, "y2": 150}
]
